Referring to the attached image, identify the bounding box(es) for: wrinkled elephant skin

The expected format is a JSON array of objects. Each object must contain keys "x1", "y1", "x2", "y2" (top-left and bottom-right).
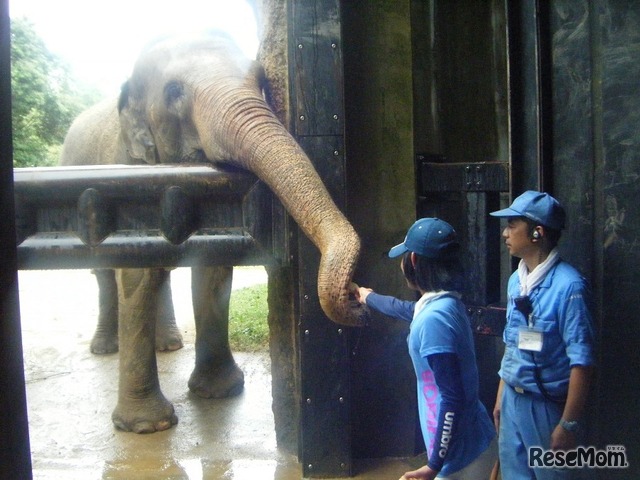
[{"x1": 90, "y1": 268, "x2": 184, "y2": 355}]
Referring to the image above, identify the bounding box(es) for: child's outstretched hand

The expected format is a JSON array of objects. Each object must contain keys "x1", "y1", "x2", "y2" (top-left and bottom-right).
[{"x1": 350, "y1": 283, "x2": 373, "y2": 305}]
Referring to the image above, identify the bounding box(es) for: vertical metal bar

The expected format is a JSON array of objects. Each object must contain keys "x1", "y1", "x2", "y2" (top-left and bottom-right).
[
  {"x1": 465, "y1": 191, "x2": 504, "y2": 413},
  {"x1": 465, "y1": 191, "x2": 501, "y2": 306},
  {"x1": 534, "y1": 0, "x2": 553, "y2": 191},
  {"x1": 0, "y1": 0, "x2": 33, "y2": 475},
  {"x1": 290, "y1": 0, "x2": 352, "y2": 476},
  {"x1": 507, "y1": 0, "x2": 552, "y2": 192}
]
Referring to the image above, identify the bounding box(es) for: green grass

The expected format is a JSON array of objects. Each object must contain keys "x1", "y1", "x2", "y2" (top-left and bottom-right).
[{"x1": 228, "y1": 283, "x2": 269, "y2": 351}]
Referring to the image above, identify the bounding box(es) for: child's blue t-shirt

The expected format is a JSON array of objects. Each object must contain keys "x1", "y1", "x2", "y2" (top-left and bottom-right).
[{"x1": 408, "y1": 293, "x2": 495, "y2": 476}]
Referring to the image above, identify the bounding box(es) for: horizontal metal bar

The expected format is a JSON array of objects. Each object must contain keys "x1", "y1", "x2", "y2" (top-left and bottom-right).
[
  {"x1": 418, "y1": 161, "x2": 509, "y2": 193},
  {"x1": 13, "y1": 165, "x2": 277, "y2": 270},
  {"x1": 13, "y1": 164, "x2": 256, "y2": 201},
  {"x1": 17, "y1": 232, "x2": 272, "y2": 270}
]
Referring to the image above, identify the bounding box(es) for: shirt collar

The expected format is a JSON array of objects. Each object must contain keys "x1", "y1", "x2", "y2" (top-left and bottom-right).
[{"x1": 413, "y1": 290, "x2": 461, "y2": 320}]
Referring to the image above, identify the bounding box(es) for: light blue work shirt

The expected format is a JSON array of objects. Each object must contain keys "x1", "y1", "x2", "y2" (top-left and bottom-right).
[{"x1": 499, "y1": 260, "x2": 595, "y2": 397}]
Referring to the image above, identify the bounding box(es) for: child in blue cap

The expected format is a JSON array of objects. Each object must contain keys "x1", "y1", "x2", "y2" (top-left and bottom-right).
[
  {"x1": 490, "y1": 191, "x2": 596, "y2": 479},
  {"x1": 355, "y1": 218, "x2": 497, "y2": 480}
]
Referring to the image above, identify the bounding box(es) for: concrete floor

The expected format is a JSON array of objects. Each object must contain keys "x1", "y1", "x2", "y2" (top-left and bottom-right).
[{"x1": 18, "y1": 268, "x2": 421, "y2": 480}]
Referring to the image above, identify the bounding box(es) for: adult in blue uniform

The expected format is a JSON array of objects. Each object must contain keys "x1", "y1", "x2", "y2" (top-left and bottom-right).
[
  {"x1": 355, "y1": 218, "x2": 497, "y2": 480},
  {"x1": 490, "y1": 191, "x2": 596, "y2": 479}
]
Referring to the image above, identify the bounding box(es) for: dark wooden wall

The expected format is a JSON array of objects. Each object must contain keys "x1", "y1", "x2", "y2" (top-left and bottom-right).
[
  {"x1": 289, "y1": 0, "x2": 352, "y2": 476},
  {"x1": 344, "y1": 1, "x2": 640, "y2": 478},
  {"x1": 549, "y1": 1, "x2": 640, "y2": 476},
  {"x1": 342, "y1": 0, "x2": 419, "y2": 461},
  {"x1": 505, "y1": 3, "x2": 640, "y2": 475},
  {"x1": 0, "y1": 0, "x2": 32, "y2": 477}
]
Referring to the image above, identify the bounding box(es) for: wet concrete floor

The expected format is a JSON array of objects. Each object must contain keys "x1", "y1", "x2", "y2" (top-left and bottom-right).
[{"x1": 18, "y1": 268, "x2": 421, "y2": 480}]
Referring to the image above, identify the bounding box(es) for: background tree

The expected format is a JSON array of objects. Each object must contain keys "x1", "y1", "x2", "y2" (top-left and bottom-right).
[{"x1": 10, "y1": 17, "x2": 102, "y2": 167}]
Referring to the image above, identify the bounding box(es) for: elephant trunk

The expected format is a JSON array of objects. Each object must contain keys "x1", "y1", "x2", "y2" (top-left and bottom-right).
[{"x1": 193, "y1": 87, "x2": 366, "y2": 326}]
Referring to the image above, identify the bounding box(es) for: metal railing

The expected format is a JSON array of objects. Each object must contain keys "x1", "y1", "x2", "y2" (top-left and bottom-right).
[{"x1": 13, "y1": 164, "x2": 278, "y2": 270}]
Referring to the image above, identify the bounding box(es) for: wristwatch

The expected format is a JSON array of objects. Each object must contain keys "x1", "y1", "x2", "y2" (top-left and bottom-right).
[{"x1": 560, "y1": 419, "x2": 580, "y2": 433}]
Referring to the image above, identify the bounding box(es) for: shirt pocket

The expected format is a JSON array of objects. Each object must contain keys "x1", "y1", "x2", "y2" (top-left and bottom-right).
[
  {"x1": 504, "y1": 308, "x2": 528, "y2": 345},
  {"x1": 504, "y1": 318, "x2": 522, "y2": 345}
]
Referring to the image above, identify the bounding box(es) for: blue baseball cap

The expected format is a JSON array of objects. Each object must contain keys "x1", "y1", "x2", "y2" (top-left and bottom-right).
[
  {"x1": 490, "y1": 190, "x2": 566, "y2": 230},
  {"x1": 388, "y1": 218, "x2": 458, "y2": 259}
]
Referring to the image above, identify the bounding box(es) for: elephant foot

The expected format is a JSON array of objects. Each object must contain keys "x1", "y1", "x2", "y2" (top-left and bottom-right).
[
  {"x1": 188, "y1": 360, "x2": 245, "y2": 398},
  {"x1": 112, "y1": 394, "x2": 178, "y2": 434},
  {"x1": 90, "y1": 331, "x2": 119, "y2": 355},
  {"x1": 155, "y1": 323, "x2": 184, "y2": 352}
]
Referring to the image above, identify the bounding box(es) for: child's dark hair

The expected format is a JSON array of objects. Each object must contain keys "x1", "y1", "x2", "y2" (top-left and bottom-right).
[{"x1": 401, "y1": 244, "x2": 464, "y2": 292}]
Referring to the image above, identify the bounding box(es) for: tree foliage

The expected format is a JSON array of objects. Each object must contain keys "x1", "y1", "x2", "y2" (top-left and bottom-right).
[{"x1": 10, "y1": 18, "x2": 102, "y2": 167}]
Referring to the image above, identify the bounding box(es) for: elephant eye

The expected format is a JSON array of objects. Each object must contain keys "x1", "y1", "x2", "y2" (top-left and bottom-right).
[{"x1": 163, "y1": 81, "x2": 185, "y2": 107}]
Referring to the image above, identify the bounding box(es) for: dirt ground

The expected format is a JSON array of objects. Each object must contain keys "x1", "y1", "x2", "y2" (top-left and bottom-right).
[{"x1": 17, "y1": 267, "x2": 418, "y2": 480}]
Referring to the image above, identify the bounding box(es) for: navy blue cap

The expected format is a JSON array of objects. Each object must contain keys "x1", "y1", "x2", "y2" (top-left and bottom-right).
[
  {"x1": 490, "y1": 190, "x2": 566, "y2": 230},
  {"x1": 388, "y1": 218, "x2": 457, "y2": 259}
]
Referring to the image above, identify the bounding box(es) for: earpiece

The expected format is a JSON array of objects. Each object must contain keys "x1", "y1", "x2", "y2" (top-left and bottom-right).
[{"x1": 532, "y1": 230, "x2": 541, "y2": 239}]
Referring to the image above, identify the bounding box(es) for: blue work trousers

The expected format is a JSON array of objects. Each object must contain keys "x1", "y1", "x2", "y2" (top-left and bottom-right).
[{"x1": 499, "y1": 383, "x2": 589, "y2": 480}]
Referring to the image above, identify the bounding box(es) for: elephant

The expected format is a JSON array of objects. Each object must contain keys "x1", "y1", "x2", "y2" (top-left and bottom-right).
[{"x1": 59, "y1": 30, "x2": 366, "y2": 433}]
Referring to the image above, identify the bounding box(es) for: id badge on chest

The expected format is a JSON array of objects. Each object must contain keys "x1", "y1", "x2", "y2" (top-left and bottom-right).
[{"x1": 518, "y1": 326, "x2": 543, "y2": 352}]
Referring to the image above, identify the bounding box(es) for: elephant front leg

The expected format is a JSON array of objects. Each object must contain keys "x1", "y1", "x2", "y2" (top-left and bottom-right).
[
  {"x1": 188, "y1": 266, "x2": 244, "y2": 398},
  {"x1": 90, "y1": 269, "x2": 119, "y2": 354},
  {"x1": 112, "y1": 268, "x2": 178, "y2": 433}
]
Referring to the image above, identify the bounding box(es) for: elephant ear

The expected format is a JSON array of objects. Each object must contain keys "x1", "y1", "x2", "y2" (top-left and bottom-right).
[
  {"x1": 118, "y1": 80, "x2": 159, "y2": 165},
  {"x1": 251, "y1": 59, "x2": 287, "y2": 125}
]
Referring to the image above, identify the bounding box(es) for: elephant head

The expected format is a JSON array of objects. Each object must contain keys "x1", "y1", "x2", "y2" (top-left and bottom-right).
[{"x1": 117, "y1": 31, "x2": 366, "y2": 326}]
